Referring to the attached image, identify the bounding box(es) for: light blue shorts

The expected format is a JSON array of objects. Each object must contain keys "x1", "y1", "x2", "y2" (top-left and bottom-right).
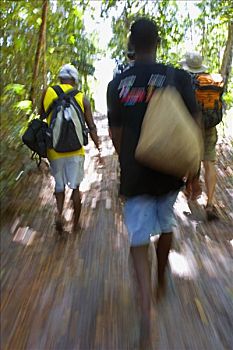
[
  {"x1": 50, "y1": 156, "x2": 84, "y2": 193},
  {"x1": 124, "y1": 191, "x2": 179, "y2": 247}
]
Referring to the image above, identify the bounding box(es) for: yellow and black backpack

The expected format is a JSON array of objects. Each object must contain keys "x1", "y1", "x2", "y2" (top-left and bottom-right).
[{"x1": 194, "y1": 73, "x2": 224, "y2": 129}]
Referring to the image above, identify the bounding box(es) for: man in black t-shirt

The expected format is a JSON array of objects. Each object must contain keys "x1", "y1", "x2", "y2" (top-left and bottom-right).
[{"x1": 107, "y1": 18, "x2": 199, "y2": 348}]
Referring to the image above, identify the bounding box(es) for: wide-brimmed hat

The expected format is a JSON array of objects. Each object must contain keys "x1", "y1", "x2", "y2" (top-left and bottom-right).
[
  {"x1": 181, "y1": 52, "x2": 207, "y2": 73},
  {"x1": 58, "y1": 64, "x2": 79, "y2": 83}
]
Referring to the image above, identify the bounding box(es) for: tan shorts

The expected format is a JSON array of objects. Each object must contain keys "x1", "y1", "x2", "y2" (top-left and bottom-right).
[{"x1": 203, "y1": 127, "x2": 217, "y2": 161}]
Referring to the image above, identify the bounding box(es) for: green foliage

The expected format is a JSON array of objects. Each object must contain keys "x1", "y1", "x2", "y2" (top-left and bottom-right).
[
  {"x1": 102, "y1": 0, "x2": 190, "y2": 66},
  {"x1": 14, "y1": 100, "x2": 32, "y2": 113},
  {"x1": 194, "y1": 0, "x2": 233, "y2": 107},
  {"x1": 101, "y1": 0, "x2": 118, "y2": 16},
  {"x1": 0, "y1": 0, "x2": 99, "y2": 203},
  {"x1": 39, "y1": 0, "x2": 99, "y2": 99},
  {"x1": 1, "y1": 0, "x2": 99, "y2": 109},
  {"x1": 102, "y1": 0, "x2": 232, "y2": 108},
  {"x1": 195, "y1": 0, "x2": 229, "y2": 71},
  {"x1": 4, "y1": 84, "x2": 26, "y2": 96}
]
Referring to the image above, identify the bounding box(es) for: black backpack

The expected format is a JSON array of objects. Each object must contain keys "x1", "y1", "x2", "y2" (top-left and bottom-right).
[
  {"x1": 45, "y1": 85, "x2": 88, "y2": 152},
  {"x1": 22, "y1": 86, "x2": 88, "y2": 162}
]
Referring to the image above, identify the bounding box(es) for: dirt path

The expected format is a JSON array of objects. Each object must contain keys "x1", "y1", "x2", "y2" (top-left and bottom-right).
[{"x1": 1, "y1": 114, "x2": 233, "y2": 350}]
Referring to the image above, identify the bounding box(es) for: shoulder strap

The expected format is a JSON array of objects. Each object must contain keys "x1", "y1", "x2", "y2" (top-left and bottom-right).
[
  {"x1": 53, "y1": 86, "x2": 80, "y2": 98},
  {"x1": 66, "y1": 89, "x2": 83, "y2": 111},
  {"x1": 42, "y1": 85, "x2": 66, "y2": 118},
  {"x1": 69, "y1": 92, "x2": 87, "y2": 129},
  {"x1": 66, "y1": 88, "x2": 79, "y2": 97},
  {"x1": 52, "y1": 85, "x2": 65, "y2": 97},
  {"x1": 42, "y1": 87, "x2": 81, "y2": 119}
]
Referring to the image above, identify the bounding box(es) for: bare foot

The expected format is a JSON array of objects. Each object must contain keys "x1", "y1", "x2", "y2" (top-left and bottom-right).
[
  {"x1": 72, "y1": 222, "x2": 81, "y2": 233},
  {"x1": 55, "y1": 215, "x2": 64, "y2": 235},
  {"x1": 206, "y1": 204, "x2": 219, "y2": 221},
  {"x1": 139, "y1": 316, "x2": 152, "y2": 350},
  {"x1": 156, "y1": 278, "x2": 167, "y2": 303}
]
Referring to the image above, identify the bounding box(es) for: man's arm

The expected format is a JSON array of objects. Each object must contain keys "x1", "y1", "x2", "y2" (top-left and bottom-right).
[
  {"x1": 107, "y1": 80, "x2": 122, "y2": 155},
  {"x1": 83, "y1": 96, "x2": 100, "y2": 151},
  {"x1": 109, "y1": 126, "x2": 122, "y2": 155}
]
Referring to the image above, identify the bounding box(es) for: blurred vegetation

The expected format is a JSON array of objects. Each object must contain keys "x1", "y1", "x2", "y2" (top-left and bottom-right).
[
  {"x1": 0, "y1": 0, "x2": 232, "y2": 211},
  {"x1": 0, "y1": 0, "x2": 100, "y2": 209},
  {"x1": 101, "y1": 0, "x2": 233, "y2": 107}
]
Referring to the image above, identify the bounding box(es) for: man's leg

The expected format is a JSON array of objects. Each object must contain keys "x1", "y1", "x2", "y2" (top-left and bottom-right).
[
  {"x1": 191, "y1": 175, "x2": 202, "y2": 201},
  {"x1": 55, "y1": 191, "x2": 65, "y2": 215},
  {"x1": 66, "y1": 156, "x2": 84, "y2": 232},
  {"x1": 155, "y1": 232, "x2": 172, "y2": 300},
  {"x1": 54, "y1": 191, "x2": 65, "y2": 232},
  {"x1": 203, "y1": 160, "x2": 216, "y2": 205},
  {"x1": 203, "y1": 127, "x2": 218, "y2": 220},
  {"x1": 156, "y1": 190, "x2": 178, "y2": 299},
  {"x1": 203, "y1": 160, "x2": 219, "y2": 220},
  {"x1": 50, "y1": 158, "x2": 65, "y2": 233},
  {"x1": 71, "y1": 187, "x2": 82, "y2": 231},
  {"x1": 130, "y1": 245, "x2": 153, "y2": 349},
  {"x1": 184, "y1": 166, "x2": 202, "y2": 201}
]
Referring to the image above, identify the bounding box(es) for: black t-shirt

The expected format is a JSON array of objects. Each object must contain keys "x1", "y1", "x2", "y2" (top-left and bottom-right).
[{"x1": 107, "y1": 61, "x2": 198, "y2": 197}]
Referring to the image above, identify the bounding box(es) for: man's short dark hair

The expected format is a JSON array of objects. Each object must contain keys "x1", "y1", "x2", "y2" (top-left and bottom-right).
[{"x1": 130, "y1": 18, "x2": 159, "y2": 53}]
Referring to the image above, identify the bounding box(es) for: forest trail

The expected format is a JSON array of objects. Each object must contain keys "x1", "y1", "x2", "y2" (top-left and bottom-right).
[{"x1": 1, "y1": 114, "x2": 233, "y2": 350}]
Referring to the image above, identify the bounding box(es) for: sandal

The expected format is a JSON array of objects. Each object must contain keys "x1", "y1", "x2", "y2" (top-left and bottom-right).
[
  {"x1": 55, "y1": 217, "x2": 64, "y2": 234},
  {"x1": 206, "y1": 205, "x2": 219, "y2": 221}
]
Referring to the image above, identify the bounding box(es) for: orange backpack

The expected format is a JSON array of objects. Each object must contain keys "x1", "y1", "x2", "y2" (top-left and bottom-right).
[{"x1": 194, "y1": 73, "x2": 224, "y2": 129}]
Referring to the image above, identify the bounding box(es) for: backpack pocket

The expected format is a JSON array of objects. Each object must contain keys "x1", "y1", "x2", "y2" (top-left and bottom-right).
[
  {"x1": 203, "y1": 108, "x2": 223, "y2": 129},
  {"x1": 22, "y1": 119, "x2": 48, "y2": 158}
]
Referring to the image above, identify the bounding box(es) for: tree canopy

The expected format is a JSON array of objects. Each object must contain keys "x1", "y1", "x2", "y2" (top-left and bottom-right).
[{"x1": 101, "y1": 0, "x2": 232, "y2": 91}]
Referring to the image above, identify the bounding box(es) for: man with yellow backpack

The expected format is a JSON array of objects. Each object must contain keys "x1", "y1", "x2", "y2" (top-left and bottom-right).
[{"x1": 181, "y1": 52, "x2": 224, "y2": 220}]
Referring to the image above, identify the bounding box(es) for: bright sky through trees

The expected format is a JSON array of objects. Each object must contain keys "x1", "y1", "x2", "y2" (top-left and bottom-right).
[{"x1": 84, "y1": 1, "x2": 114, "y2": 113}]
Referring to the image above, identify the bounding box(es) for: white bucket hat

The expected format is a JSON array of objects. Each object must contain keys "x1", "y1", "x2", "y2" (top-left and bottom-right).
[
  {"x1": 181, "y1": 52, "x2": 207, "y2": 73},
  {"x1": 58, "y1": 64, "x2": 79, "y2": 84}
]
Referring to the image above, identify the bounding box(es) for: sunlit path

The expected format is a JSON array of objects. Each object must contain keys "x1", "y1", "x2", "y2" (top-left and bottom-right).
[{"x1": 1, "y1": 114, "x2": 233, "y2": 350}]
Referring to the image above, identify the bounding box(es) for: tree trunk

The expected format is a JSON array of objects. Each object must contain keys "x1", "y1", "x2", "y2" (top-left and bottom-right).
[
  {"x1": 30, "y1": 0, "x2": 48, "y2": 108},
  {"x1": 220, "y1": 21, "x2": 233, "y2": 91},
  {"x1": 42, "y1": 31, "x2": 47, "y2": 90}
]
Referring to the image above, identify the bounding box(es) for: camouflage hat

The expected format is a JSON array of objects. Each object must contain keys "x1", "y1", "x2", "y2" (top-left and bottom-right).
[{"x1": 58, "y1": 64, "x2": 79, "y2": 84}]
